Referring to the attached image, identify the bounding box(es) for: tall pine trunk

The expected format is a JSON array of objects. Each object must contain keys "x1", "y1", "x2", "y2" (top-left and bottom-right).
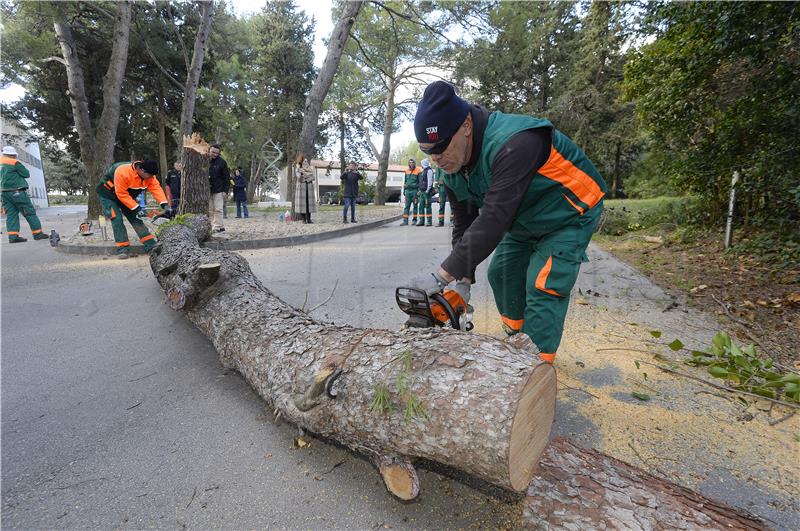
[
  {"x1": 178, "y1": 134, "x2": 210, "y2": 215},
  {"x1": 374, "y1": 77, "x2": 397, "y2": 205},
  {"x1": 53, "y1": 1, "x2": 132, "y2": 219},
  {"x1": 297, "y1": 1, "x2": 362, "y2": 158}
]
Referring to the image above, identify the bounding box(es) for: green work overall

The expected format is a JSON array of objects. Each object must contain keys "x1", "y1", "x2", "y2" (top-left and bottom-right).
[
  {"x1": 435, "y1": 167, "x2": 450, "y2": 226},
  {"x1": 1, "y1": 156, "x2": 43, "y2": 242},
  {"x1": 401, "y1": 168, "x2": 420, "y2": 225},
  {"x1": 96, "y1": 162, "x2": 157, "y2": 255},
  {"x1": 445, "y1": 112, "x2": 606, "y2": 362}
]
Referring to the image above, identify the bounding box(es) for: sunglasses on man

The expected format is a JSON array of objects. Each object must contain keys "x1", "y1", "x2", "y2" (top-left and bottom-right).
[{"x1": 419, "y1": 134, "x2": 454, "y2": 155}]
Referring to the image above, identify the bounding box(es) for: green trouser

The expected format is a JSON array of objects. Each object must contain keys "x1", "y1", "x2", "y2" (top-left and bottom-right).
[
  {"x1": 487, "y1": 207, "x2": 602, "y2": 359},
  {"x1": 99, "y1": 195, "x2": 156, "y2": 253},
  {"x1": 416, "y1": 191, "x2": 432, "y2": 225},
  {"x1": 402, "y1": 189, "x2": 418, "y2": 223},
  {"x1": 437, "y1": 192, "x2": 448, "y2": 225},
  {"x1": 2, "y1": 189, "x2": 42, "y2": 239}
]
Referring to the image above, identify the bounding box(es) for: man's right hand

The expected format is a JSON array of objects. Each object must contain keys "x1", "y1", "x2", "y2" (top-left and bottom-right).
[{"x1": 135, "y1": 208, "x2": 147, "y2": 218}]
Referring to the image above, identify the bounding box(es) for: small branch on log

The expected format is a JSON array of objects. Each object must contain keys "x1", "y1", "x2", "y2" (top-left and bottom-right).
[
  {"x1": 196, "y1": 263, "x2": 221, "y2": 287},
  {"x1": 376, "y1": 454, "x2": 419, "y2": 501},
  {"x1": 293, "y1": 366, "x2": 336, "y2": 412}
]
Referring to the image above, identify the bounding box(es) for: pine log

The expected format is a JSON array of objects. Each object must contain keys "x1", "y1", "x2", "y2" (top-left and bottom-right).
[
  {"x1": 149, "y1": 215, "x2": 557, "y2": 497},
  {"x1": 178, "y1": 133, "x2": 211, "y2": 215},
  {"x1": 524, "y1": 438, "x2": 766, "y2": 530},
  {"x1": 149, "y1": 216, "x2": 770, "y2": 528}
]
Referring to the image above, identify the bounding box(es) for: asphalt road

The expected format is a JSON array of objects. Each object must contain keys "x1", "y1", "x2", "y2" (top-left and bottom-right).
[{"x1": 3, "y1": 207, "x2": 797, "y2": 529}]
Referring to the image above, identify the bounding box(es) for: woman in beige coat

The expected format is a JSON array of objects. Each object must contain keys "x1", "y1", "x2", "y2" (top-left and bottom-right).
[{"x1": 293, "y1": 154, "x2": 316, "y2": 223}]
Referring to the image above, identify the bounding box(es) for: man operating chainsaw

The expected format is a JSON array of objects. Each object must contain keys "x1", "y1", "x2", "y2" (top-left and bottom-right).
[
  {"x1": 404, "y1": 81, "x2": 606, "y2": 365},
  {"x1": 96, "y1": 160, "x2": 172, "y2": 260}
]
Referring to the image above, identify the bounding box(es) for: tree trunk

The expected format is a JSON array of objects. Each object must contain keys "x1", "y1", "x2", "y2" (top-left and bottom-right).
[
  {"x1": 148, "y1": 218, "x2": 769, "y2": 528},
  {"x1": 157, "y1": 99, "x2": 168, "y2": 188},
  {"x1": 523, "y1": 438, "x2": 764, "y2": 530},
  {"x1": 176, "y1": 0, "x2": 214, "y2": 154},
  {"x1": 53, "y1": 0, "x2": 132, "y2": 219},
  {"x1": 149, "y1": 216, "x2": 557, "y2": 499},
  {"x1": 338, "y1": 110, "x2": 346, "y2": 174},
  {"x1": 375, "y1": 77, "x2": 397, "y2": 206},
  {"x1": 178, "y1": 134, "x2": 210, "y2": 215},
  {"x1": 612, "y1": 139, "x2": 622, "y2": 198},
  {"x1": 297, "y1": 0, "x2": 362, "y2": 158}
]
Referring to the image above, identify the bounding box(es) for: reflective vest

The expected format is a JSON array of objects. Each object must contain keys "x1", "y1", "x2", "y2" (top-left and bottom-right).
[
  {"x1": 444, "y1": 112, "x2": 606, "y2": 237},
  {"x1": 404, "y1": 167, "x2": 421, "y2": 189}
]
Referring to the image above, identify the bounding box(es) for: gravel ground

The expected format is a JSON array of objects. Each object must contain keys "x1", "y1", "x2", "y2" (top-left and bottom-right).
[{"x1": 62, "y1": 205, "x2": 403, "y2": 247}]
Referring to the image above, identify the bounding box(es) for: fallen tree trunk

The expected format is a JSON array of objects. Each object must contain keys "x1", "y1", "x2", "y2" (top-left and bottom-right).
[
  {"x1": 150, "y1": 215, "x2": 557, "y2": 499},
  {"x1": 148, "y1": 216, "x2": 768, "y2": 529},
  {"x1": 524, "y1": 438, "x2": 765, "y2": 530}
]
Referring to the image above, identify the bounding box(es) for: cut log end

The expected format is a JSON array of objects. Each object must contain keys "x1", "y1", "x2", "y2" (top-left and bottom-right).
[
  {"x1": 378, "y1": 460, "x2": 420, "y2": 501},
  {"x1": 508, "y1": 363, "x2": 557, "y2": 491}
]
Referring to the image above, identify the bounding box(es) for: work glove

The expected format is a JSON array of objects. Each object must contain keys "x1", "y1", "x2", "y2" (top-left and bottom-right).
[
  {"x1": 135, "y1": 208, "x2": 148, "y2": 218},
  {"x1": 407, "y1": 271, "x2": 450, "y2": 297},
  {"x1": 452, "y1": 280, "x2": 471, "y2": 305},
  {"x1": 160, "y1": 203, "x2": 174, "y2": 219}
]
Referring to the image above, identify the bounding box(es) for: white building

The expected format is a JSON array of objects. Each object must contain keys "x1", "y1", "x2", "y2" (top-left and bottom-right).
[
  {"x1": 0, "y1": 121, "x2": 49, "y2": 209},
  {"x1": 278, "y1": 160, "x2": 408, "y2": 203}
]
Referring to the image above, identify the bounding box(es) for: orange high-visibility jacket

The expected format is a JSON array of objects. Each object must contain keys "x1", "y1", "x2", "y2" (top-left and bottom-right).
[{"x1": 96, "y1": 161, "x2": 167, "y2": 210}]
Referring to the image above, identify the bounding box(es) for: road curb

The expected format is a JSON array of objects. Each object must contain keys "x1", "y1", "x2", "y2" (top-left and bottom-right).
[{"x1": 54, "y1": 214, "x2": 404, "y2": 256}]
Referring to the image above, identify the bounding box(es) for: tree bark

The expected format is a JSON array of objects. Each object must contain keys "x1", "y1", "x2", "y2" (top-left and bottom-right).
[
  {"x1": 149, "y1": 217, "x2": 769, "y2": 528},
  {"x1": 178, "y1": 134, "x2": 210, "y2": 215},
  {"x1": 297, "y1": 0, "x2": 362, "y2": 158},
  {"x1": 523, "y1": 438, "x2": 765, "y2": 530},
  {"x1": 176, "y1": 0, "x2": 214, "y2": 153},
  {"x1": 374, "y1": 76, "x2": 396, "y2": 205},
  {"x1": 53, "y1": 1, "x2": 132, "y2": 219},
  {"x1": 149, "y1": 217, "x2": 557, "y2": 498}
]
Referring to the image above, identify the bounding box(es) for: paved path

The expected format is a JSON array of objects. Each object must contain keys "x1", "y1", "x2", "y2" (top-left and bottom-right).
[{"x1": 2, "y1": 207, "x2": 797, "y2": 529}]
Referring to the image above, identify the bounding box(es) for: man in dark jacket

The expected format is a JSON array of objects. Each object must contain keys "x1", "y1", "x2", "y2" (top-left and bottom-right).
[
  {"x1": 208, "y1": 144, "x2": 230, "y2": 232},
  {"x1": 232, "y1": 167, "x2": 249, "y2": 218},
  {"x1": 165, "y1": 161, "x2": 182, "y2": 210},
  {"x1": 405, "y1": 81, "x2": 606, "y2": 366},
  {"x1": 340, "y1": 161, "x2": 364, "y2": 223}
]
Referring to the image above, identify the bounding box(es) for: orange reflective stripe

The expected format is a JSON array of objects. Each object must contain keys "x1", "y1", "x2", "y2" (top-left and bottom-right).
[
  {"x1": 116, "y1": 241, "x2": 130, "y2": 247},
  {"x1": 539, "y1": 147, "x2": 604, "y2": 209},
  {"x1": 32, "y1": 229, "x2": 42, "y2": 234},
  {"x1": 535, "y1": 256, "x2": 562, "y2": 297},
  {"x1": 1, "y1": 156, "x2": 18, "y2": 165},
  {"x1": 562, "y1": 193, "x2": 585, "y2": 214},
  {"x1": 140, "y1": 234, "x2": 155, "y2": 243},
  {"x1": 539, "y1": 352, "x2": 556, "y2": 364},
  {"x1": 500, "y1": 315, "x2": 524, "y2": 331},
  {"x1": 8, "y1": 231, "x2": 19, "y2": 235},
  {"x1": 402, "y1": 214, "x2": 409, "y2": 218}
]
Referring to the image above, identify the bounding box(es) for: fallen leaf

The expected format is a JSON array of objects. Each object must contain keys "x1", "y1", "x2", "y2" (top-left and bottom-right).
[
  {"x1": 294, "y1": 436, "x2": 310, "y2": 448},
  {"x1": 742, "y1": 300, "x2": 756, "y2": 308},
  {"x1": 756, "y1": 300, "x2": 769, "y2": 307},
  {"x1": 631, "y1": 392, "x2": 651, "y2": 401},
  {"x1": 787, "y1": 292, "x2": 800, "y2": 304},
  {"x1": 575, "y1": 298, "x2": 589, "y2": 305}
]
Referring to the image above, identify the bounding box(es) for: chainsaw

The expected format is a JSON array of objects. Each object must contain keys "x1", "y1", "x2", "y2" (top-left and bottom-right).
[{"x1": 395, "y1": 287, "x2": 474, "y2": 331}]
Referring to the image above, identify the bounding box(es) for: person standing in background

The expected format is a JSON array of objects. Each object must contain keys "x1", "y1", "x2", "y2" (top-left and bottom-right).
[
  {"x1": 208, "y1": 144, "x2": 230, "y2": 232},
  {"x1": 165, "y1": 161, "x2": 182, "y2": 211},
  {"x1": 340, "y1": 161, "x2": 363, "y2": 223},
  {"x1": 232, "y1": 167, "x2": 249, "y2": 218}
]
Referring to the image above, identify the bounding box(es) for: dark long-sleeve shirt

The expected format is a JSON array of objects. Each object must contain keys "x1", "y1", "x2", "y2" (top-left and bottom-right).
[
  {"x1": 209, "y1": 156, "x2": 231, "y2": 194},
  {"x1": 440, "y1": 106, "x2": 551, "y2": 281}
]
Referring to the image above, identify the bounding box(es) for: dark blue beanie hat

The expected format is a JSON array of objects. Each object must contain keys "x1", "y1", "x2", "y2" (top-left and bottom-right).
[{"x1": 414, "y1": 81, "x2": 470, "y2": 144}]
